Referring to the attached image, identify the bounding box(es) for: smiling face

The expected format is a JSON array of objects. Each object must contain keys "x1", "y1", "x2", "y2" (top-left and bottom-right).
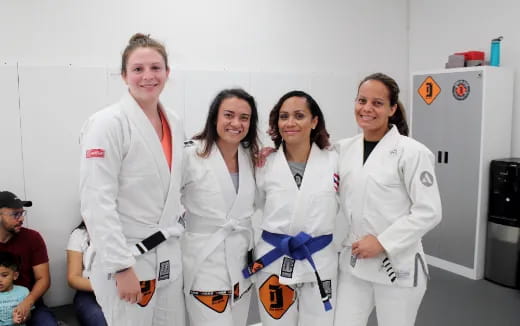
[
  {"x1": 355, "y1": 79, "x2": 397, "y2": 141},
  {"x1": 122, "y1": 47, "x2": 169, "y2": 107},
  {"x1": 278, "y1": 96, "x2": 318, "y2": 147},
  {"x1": 215, "y1": 97, "x2": 252, "y2": 148}
]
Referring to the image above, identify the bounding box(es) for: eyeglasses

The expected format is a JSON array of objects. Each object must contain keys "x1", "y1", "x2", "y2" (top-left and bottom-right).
[{"x1": 0, "y1": 210, "x2": 26, "y2": 219}]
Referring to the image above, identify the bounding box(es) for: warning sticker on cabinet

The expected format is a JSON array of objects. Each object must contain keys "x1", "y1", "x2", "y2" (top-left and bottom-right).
[{"x1": 418, "y1": 76, "x2": 441, "y2": 105}]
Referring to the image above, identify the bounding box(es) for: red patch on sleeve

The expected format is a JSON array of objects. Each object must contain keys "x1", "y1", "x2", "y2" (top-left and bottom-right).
[{"x1": 86, "y1": 149, "x2": 105, "y2": 158}]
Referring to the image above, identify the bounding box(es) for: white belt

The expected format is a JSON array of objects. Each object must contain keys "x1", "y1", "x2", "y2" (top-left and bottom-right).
[{"x1": 184, "y1": 214, "x2": 253, "y2": 295}]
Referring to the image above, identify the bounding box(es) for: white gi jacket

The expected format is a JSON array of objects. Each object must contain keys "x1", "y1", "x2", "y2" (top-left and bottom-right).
[
  {"x1": 256, "y1": 143, "x2": 339, "y2": 285},
  {"x1": 79, "y1": 92, "x2": 184, "y2": 284},
  {"x1": 337, "y1": 125, "x2": 442, "y2": 287},
  {"x1": 181, "y1": 141, "x2": 255, "y2": 299}
]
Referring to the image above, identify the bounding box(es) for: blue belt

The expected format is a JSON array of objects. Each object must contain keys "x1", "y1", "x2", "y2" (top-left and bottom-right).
[{"x1": 242, "y1": 230, "x2": 333, "y2": 311}]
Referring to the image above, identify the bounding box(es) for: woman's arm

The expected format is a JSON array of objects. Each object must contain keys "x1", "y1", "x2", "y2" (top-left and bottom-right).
[
  {"x1": 66, "y1": 250, "x2": 93, "y2": 292},
  {"x1": 377, "y1": 144, "x2": 442, "y2": 256}
]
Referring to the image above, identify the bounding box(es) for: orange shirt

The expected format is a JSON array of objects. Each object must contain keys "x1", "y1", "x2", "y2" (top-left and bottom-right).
[{"x1": 160, "y1": 110, "x2": 172, "y2": 170}]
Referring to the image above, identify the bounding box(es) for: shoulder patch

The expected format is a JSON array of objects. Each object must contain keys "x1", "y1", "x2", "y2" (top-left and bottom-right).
[
  {"x1": 184, "y1": 140, "x2": 195, "y2": 147},
  {"x1": 420, "y1": 171, "x2": 434, "y2": 187},
  {"x1": 86, "y1": 148, "x2": 105, "y2": 158}
]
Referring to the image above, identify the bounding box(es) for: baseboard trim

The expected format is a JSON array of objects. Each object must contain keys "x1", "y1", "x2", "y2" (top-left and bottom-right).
[{"x1": 426, "y1": 254, "x2": 478, "y2": 280}]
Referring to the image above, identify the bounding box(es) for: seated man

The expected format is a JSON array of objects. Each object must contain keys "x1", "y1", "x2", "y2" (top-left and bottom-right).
[{"x1": 0, "y1": 191, "x2": 58, "y2": 325}]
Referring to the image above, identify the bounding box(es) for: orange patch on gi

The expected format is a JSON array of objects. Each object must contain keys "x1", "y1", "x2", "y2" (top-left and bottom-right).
[
  {"x1": 259, "y1": 275, "x2": 295, "y2": 320},
  {"x1": 138, "y1": 279, "x2": 156, "y2": 307},
  {"x1": 251, "y1": 261, "x2": 264, "y2": 273},
  {"x1": 194, "y1": 294, "x2": 230, "y2": 313}
]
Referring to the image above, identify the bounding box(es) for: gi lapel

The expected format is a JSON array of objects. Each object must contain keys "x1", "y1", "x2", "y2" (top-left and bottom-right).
[
  {"x1": 160, "y1": 108, "x2": 184, "y2": 225},
  {"x1": 275, "y1": 147, "x2": 300, "y2": 192},
  {"x1": 228, "y1": 146, "x2": 255, "y2": 218},
  {"x1": 297, "y1": 143, "x2": 324, "y2": 191},
  {"x1": 362, "y1": 125, "x2": 400, "y2": 172},
  {"x1": 208, "y1": 145, "x2": 237, "y2": 212},
  {"x1": 121, "y1": 92, "x2": 171, "y2": 196},
  {"x1": 282, "y1": 144, "x2": 320, "y2": 234}
]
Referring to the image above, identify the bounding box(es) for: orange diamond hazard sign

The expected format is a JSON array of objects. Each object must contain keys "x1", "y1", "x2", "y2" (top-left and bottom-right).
[
  {"x1": 418, "y1": 76, "x2": 441, "y2": 105},
  {"x1": 259, "y1": 275, "x2": 295, "y2": 319}
]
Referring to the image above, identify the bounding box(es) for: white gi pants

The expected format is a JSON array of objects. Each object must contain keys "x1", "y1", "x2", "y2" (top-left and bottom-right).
[
  {"x1": 255, "y1": 271, "x2": 336, "y2": 326},
  {"x1": 334, "y1": 268, "x2": 427, "y2": 326},
  {"x1": 185, "y1": 287, "x2": 251, "y2": 326},
  {"x1": 90, "y1": 264, "x2": 186, "y2": 326}
]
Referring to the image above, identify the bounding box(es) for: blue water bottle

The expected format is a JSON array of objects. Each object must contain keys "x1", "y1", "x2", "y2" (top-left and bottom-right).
[{"x1": 490, "y1": 36, "x2": 503, "y2": 66}]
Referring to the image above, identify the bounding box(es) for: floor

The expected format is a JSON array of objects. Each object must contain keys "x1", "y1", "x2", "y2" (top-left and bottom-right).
[
  {"x1": 389, "y1": 265, "x2": 520, "y2": 326},
  {"x1": 52, "y1": 265, "x2": 520, "y2": 325}
]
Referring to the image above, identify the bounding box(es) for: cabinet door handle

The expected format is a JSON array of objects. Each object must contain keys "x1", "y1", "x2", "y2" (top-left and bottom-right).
[
  {"x1": 444, "y1": 151, "x2": 449, "y2": 164},
  {"x1": 438, "y1": 151, "x2": 442, "y2": 163}
]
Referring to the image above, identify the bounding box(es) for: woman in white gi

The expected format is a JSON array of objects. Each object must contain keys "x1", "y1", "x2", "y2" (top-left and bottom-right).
[
  {"x1": 244, "y1": 91, "x2": 339, "y2": 326},
  {"x1": 334, "y1": 73, "x2": 442, "y2": 326},
  {"x1": 181, "y1": 88, "x2": 260, "y2": 326},
  {"x1": 79, "y1": 34, "x2": 186, "y2": 326}
]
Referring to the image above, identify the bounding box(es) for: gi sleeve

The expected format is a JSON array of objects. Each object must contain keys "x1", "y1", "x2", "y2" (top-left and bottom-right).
[
  {"x1": 377, "y1": 144, "x2": 442, "y2": 257},
  {"x1": 79, "y1": 112, "x2": 135, "y2": 274}
]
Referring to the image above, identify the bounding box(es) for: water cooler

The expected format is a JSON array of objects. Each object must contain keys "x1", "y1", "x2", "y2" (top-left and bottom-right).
[{"x1": 484, "y1": 158, "x2": 520, "y2": 288}]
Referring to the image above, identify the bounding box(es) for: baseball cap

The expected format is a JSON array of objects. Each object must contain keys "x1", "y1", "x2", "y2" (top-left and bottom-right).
[{"x1": 0, "y1": 191, "x2": 32, "y2": 209}]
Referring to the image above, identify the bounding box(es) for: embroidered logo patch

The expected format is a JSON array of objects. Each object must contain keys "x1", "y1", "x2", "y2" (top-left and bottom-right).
[
  {"x1": 177, "y1": 213, "x2": 186, "y2": 228},
  {"x1": 249, "y1": 260, "x2": 264, "y2": 275},
  {"x1": 294, "y1": 173, "x2": 303, "y2": 188},
  {"x1": 138, "y1": 279, "x2": 156, "y2": 307},
  {"x1": 350, "y1": 254, "x2": 357, "y2": 268},
  {"x1": 259, "y1": 275, "x2": 295, "y2": 320},
  {"x1": 322, "y1": 279, "x2": 332, "y2": 299},
  {"x1": 158, "y1": 260, "x2": 170, "y2": 281},
  {"x1": 280, "y1": 257, "x2": 295, "y2": 278},
  {"x1": 86, "y1": 148, "x2": 105, "y2": 158},
  {"x1": 420, "y1": 171, "x2": 434, "y2": 187},
  {"x1": 396, "y1": 270, "x2": 411, "y2": 279},
  {"x1": 191, "y1": 290, "x2": 231, "y2": 313}
]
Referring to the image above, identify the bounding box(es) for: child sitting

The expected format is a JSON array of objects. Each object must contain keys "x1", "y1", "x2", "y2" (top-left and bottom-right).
[{"x1": 0, "y1": 252, "x2": 29, "y2": 325}]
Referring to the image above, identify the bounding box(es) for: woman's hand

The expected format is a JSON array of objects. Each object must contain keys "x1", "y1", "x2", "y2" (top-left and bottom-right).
[
  {"x1": 352, "y1": 234, "x2": 385, "y2": 259},
  {"x1": 256, "y1": 147, "x2": 276, "y2": 167},
  {"x1": 114, "y1": 267, "x2": 142, "y2": 304}
]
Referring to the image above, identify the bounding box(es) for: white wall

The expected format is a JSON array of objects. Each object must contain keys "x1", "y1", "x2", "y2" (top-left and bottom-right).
[
  {"x1": 409, "y1": 0, "x2": 520, "y2": 156},
  {"x1": 1, "y1": 0, "x2": 407, "y2": 76},
  {"x1": 0, "y1": 0, "x2": 409, "y2": 306},
  {"x1": 0, "y1": 64, "x2": 25, "y2": 195}
]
